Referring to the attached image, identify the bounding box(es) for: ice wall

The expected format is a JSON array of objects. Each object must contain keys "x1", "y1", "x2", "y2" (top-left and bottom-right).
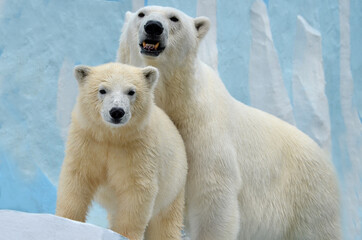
[
  {"x1": 197, "y1": 0, "x2": 218, "y2": 71},
  {"x1": 339, "y1": 0, "x2": 362, "y2": 238},
  {"x1": 249, "y1": 0, "x2": 295, "y2": 125},
  {"x1": 217, "y1": 0, "x2": 253, "y2": 103},
  {"x1": 0, "y1": 0, "x2": 131, "y2": 228},
  {"x1": 292, "y1": 16, "x2": 331, "y2": 152},
  {"x1": 0, "y1": 0, "x2": 361, "y2": 239}
]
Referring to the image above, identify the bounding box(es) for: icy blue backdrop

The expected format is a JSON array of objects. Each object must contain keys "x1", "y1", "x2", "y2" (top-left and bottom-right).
[{"x1": 0, "y1": 0, "x2": 360, "y2": 239}]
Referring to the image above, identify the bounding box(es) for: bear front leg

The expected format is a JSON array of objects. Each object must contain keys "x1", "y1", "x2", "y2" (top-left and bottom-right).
[
  {"x1": 145, "y1": 188, "x2": 185, "y2": 240},
  {"x1": 56, "y1": 158, "x2": 101, "y2": 222},
  {"x1": 109, "y1": 181, "x2": 158, "y2": 240},
  {"x1": 186, "y1": 184, "x2": 240, "y2": 240}
]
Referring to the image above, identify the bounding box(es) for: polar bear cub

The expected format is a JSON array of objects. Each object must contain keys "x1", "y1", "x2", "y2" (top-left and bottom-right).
[
  {"x1": 56, "y1": 62, "x2": 187, "y2": 240},
  {"x1": 118, "y1": 6, "x2": 341, "y2": 240}
]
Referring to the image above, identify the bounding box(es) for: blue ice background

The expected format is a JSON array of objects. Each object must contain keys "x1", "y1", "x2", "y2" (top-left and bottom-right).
[{"x1": 0, "y1": 0, "x2": 361, "y2": 239}]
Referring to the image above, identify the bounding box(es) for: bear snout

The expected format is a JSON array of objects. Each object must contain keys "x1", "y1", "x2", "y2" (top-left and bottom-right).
[
  {"x1": 109, "y1": 107, "x2": 125, "y2": 121},
  {"x1": 139, "y1": 19, "x2": 167, "y2": 57},
  {"x1": 144, "y1": 20, "x2": 164, "y2": 35}
]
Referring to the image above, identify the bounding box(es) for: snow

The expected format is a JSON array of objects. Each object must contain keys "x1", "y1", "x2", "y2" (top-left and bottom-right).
[
  {"x1": 0, "y1": 0, "x2": 361, "y2": 239},
  {"x1": 0, "y1": 210, "x2": 126, "y2": 240}
]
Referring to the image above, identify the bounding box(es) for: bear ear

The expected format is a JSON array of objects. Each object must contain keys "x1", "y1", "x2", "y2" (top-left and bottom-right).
[
  {"x1": 194, "y1": 16, "x2": 210, "y2": 40},
  {"x1": 74, "y1": 65, "x2": 91, "y2": 84},
  {"x1": 125, "y1": 11, "x2": 132, "y2": 23},
  {"x1": 142, "y1": 66, "x2": 159, "y2": 90}
]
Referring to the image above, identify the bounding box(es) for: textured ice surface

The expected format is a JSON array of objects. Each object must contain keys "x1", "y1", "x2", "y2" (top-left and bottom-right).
[
  {"x1": 56, "y1": 60, "x2": 78, "y2": 142},
  {"x1": 197, "y1": 0, "x2": 218, "y2": 71},
  {"x1": 0, "y1": 0, "x2": 130, "y2": 228},
  {"x1": 249, "y1": 0, "x2": 295, "y2": 125},
  {"x1": 0, "y1": 210, "x2": 126, "y2": 240},
  {"x1": 292, "y1": 16, "x2": 331, "y2": 152},
  {"x1": 216, "y1": 0, "x2": 253, "y2": 104},
  {"x1": 0, "y1": 0, "x2": 361, "y2": 239},
  {"x1": 339, "y1": 0, "x2": 362, "y2": 238}
]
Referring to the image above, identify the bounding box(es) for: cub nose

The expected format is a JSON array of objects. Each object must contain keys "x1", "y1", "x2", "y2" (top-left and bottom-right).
[
  {"x1": 109, "y1": 108, "x2": 125, "y2": 120},
  {"x1": 144, "y1": 20, "x2": 164, "y2": 35}
]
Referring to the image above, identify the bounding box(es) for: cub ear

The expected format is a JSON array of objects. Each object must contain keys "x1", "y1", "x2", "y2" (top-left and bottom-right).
[
  {"x1": 74, "y1": 65, "x2": 91, "y2": 84},
  {"x1": 194, "y1": 16, "x2": 210, "y2": 40},
  {"x1": 142, "y1": 66, "x2": 159, "y2": 90}
]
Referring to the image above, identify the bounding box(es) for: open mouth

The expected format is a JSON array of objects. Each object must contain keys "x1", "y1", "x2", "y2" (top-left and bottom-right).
[{"x1": 139, "y1": 39, "x2": 165, "y2": 56}]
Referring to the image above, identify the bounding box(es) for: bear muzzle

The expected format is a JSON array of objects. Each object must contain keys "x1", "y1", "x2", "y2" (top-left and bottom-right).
[
  {"x1": 139, "y1": 20, "x2": 167, "y2": 57},
  {"x1": 144, "y1": 20, "x2": 164, "y2": 35},
  {"x1": 109, "y1": 107, "x2": 125, "y2": 123}
]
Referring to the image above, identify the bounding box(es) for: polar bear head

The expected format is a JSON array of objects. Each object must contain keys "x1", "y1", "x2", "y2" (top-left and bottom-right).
[
  {"x1": 74, "y1": 63, "x2": 158, "y2": 129},
  {"x1": 118, "y1": 6, "x2": 210, "y2": 67}
]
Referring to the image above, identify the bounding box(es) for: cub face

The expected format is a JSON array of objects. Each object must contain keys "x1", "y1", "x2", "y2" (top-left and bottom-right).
[
  {"x1": 121, "y1": 6, "x2": 210, "y2": 65},
  {"x1": 74, "y1": 63, "x2": 158, "y2": 128}
]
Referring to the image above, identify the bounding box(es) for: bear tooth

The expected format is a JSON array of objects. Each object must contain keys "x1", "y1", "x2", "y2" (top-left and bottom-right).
[
  {"x1": 155, "y1": 42, "x2": 160, "y2": 49},
  {"x1": 143, "y1": 42, "x2": 146, "y2": 48}
]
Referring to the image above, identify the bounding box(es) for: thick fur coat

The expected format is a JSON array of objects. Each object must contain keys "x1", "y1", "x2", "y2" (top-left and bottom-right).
[
  {"x1": 117, "y1": 6, "x2": 341, "y2": 240},
  {"x1": 56, "y1": 63, "x2": 187, "y2": 240}
]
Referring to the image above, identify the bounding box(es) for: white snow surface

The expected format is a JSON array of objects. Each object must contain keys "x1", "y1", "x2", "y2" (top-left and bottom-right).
[{"x1": 0, "y1": 210, "x2": 127, "y2": 240}]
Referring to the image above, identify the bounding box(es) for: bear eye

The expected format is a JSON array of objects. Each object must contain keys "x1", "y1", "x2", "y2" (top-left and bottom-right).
[
  {"x1": 99, "y1": 89, "x2": 107, "y2": 94},
  {"x1": 170, "y1": 16, "x2": 179, "y2": 22},
  {"x1": 128, "y1": 90, "x2": 136, "y2": 96},
  {"x1": 138, "y1": 12, "x2": 145, "y2": 18}
]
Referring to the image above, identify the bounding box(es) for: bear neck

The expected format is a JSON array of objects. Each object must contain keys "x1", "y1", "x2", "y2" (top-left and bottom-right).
[
  {"x1": 151, "y1": 56, "x2": 215, "y2": 125},
  {"x1": 151, "y1": 55, "x2": 199, "y2": 95},
  {"x1": 149, "y1": 54, "x2": 233, "y2": 129}
]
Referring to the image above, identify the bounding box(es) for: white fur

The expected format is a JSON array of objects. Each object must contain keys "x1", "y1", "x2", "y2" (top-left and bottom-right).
[
  {"x1": 56, "y1": 63, "x2": 187, "y2": 240},
  {"x1": 117, "y1": 6, "x2": 341, "y2": 240}
]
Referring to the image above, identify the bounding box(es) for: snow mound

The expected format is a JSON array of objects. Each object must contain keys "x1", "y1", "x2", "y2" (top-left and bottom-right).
[{"x1": 0, "y1": 210, "x2": 127, "y2": 240}]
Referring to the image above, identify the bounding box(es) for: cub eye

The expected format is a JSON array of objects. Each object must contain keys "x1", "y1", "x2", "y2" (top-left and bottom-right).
[
  {"x1": 99, "y1": 89, "x2": 107, "y2": 94},
  {"x1": 138, "y1": 12, "x2": 145, "y2": 18},
  {"x1": 170, "y1": 16, "x2": 179, "y2": 22},
  {"x1": 128, "y1": 90, "x2": 136, "y2": 96}
]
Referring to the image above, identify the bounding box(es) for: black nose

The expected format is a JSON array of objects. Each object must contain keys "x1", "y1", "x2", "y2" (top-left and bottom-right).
[
  {"x1": 109, "y1": 108, "x2": 125, "y2": 120},
  {"x1": 144, "y1": 20, "x2": 164, "y2": 35}
]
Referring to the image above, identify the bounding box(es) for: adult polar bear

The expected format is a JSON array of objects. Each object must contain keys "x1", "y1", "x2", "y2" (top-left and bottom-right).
[{"x1": 117, "y1": 6, "x2": 341, "y2": 240}]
